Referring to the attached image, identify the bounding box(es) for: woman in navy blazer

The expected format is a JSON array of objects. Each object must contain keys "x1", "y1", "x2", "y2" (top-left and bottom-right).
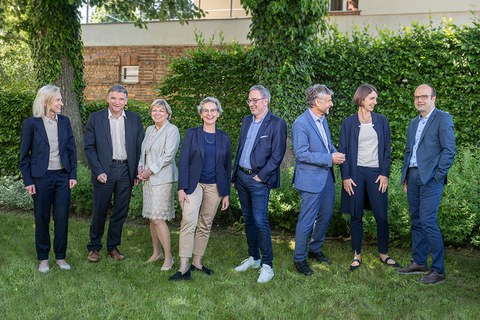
[
  {"x1": 19, "y1": 85, "x2": 77, "y2": 273},
  {"x1": 169, "y1": 97, "x2": 232, "y2": 281},
  {"x1": 339, "y1": 84, "x2": 399, "y2": 271}
]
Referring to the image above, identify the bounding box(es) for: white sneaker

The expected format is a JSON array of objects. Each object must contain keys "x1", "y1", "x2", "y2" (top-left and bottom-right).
[
  {"x1": 38, "y1": 260, "x2": 50, "y2": 273},
  {"x1": 257, "y1": 264, "x2": 274, "y2": 283},
  {"x1": 234, "y1": 256, "x2": 261, "y2": 272}
]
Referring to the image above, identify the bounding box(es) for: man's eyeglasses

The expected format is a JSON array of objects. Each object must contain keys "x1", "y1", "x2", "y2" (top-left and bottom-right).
[
  {"x1": 414, "y1": 95, "x2": 432, "y2": 101},
  {"x1": 246, "y1": 98, "x2": 264, "y2": 105},
  {"x1": 201, "y1": 108, "x2": 218, "y2": 114}
]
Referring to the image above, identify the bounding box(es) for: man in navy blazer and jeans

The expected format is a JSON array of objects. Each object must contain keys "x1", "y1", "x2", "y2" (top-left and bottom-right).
[
  {"x1": 398, "y1": 84, "x2": 456, "y2": 284},
  {"x1": 84, "y1": 85, "x2": 144, "y2": 262},
  {"x1": 291, "y1": 84, "x2": 345, "y2": 276},
  {"x1": 232, "y1": 85, "x2": 287, "y2": 283}
]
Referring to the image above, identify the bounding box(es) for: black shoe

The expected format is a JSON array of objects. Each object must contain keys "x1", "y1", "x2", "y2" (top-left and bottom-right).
[
  {"x1": 168, "y1": 269, "x2": 191, "y2": 281},
  {"x1": 190, "y1": 264, "x2": 214, "y2": 275},
  {"x1": 294, "y1": 260, "x2": 313, "y2": 276},
  {"x1": 350, "y1": 258, "x2": 362, "y2": 271},
  {"x1": 308, "y1": 251, "x2": 330, "y2": 264},
  {"x1": 418, "y1": 271, "x2": 446, "y2": 284}
]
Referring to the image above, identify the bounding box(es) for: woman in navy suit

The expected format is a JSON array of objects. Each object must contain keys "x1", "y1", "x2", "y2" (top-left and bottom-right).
[
  {"x1": 169, "y1": 97, "x2": 232, "y2": 281},
  {"x1": 339, "y1": 84, "x2": 399, "y2": 271},
  {"x1": 19, "y1": 85, "x2": 77, "y2": 273}
]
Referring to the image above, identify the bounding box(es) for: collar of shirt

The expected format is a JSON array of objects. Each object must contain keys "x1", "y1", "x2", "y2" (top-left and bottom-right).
[
  {"x1": 108, "y1": 109, "x2": 126, "y2": 119},
  {"x1": 419, "y1": 107, "x2": 435, "y2": 122},
  {"x1": 308, "y1": 109, "x2": 325, "y2": 123},
  {"x1": 251, "y1": 111, "x2": 267, "y2": 124},
  {"x1": 42, "y1": 114, "x2": 58, "y2": 123}
]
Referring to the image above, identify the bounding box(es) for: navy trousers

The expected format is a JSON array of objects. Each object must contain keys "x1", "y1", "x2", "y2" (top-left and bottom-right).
[
  {"x1": 407, "y1": 167, "x2": 445, "y2": 273},
  {"x1": 32, "y1": 169, "x2": 71, "y2": 260},
  {"x1": 350, "y1": 166, "x2": 389, "y2": 255},
  {"x1": 88, "y1": 162, "x2": 132, "y2": 252}
]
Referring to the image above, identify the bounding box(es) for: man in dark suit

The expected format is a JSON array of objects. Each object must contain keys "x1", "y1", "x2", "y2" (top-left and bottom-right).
[
  {"x1": 398, "y1": 84, "x2": 456, "y2": 284},
  {"x1": 232, "y1": 85, "x2": 287, "y2": 283},
  {"x1": 291, "y1": 84, "x2": 345, "y2": 276},
  {"x1": 84, "y1": 85, "x2": 144, "y2": 262}
]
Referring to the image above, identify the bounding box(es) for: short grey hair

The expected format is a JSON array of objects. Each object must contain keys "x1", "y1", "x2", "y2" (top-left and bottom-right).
[
  {"x1": 305, "y1": 84, "x2": 334, "y2": 107},
  {"x1": 249, "y1": 85, "x2": 271, "y2": 104},
  {"x1": 108, "y1": 84, "x2": 128, "y2": 97},
  {"x1": 32, "y1": 85, "x2": 61, "y2": 117},
  {"x1": 149, "y1": 99, "x2": 172, "y2": 119},
  {"x1": 197, "y1": 97, "x2": 224, "y2": 115}
]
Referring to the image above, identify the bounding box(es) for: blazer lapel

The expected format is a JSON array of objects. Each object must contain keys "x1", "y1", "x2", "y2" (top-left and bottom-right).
[
  {"x1": 102, "y1": 110, "x2": 113, "y2": 152},
  {"x1": 35, "y1": 118, "x2": 49, "y2": 145},
  {"x1": 323, "y1": 117, "x2": 333, "y2": 150},
  {"x1": 196, "y1": 126, "x2": 205, "y2": 160},
  {"x1": 57, "y1": 115, "x2": 66, "y2": 147},
  {"x1": 252, "y1": 112, "x2": 270, "y2": 151},
  {"x1": 307, "y1": 112, "x2": 324, "y2": 143},
  {"x1": 418, "y1": 108, "x2": 437, "y2": 146}
]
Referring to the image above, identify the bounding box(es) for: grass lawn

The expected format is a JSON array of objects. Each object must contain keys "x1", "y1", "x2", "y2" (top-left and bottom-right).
[{"x1": 1, "y1": 210, "x2": 479, "y2": 320}]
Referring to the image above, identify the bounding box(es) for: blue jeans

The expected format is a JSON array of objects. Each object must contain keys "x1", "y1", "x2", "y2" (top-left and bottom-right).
[
  {"x1": 407, "y1": 168, "x2": 445, "y2": 273},
  {"x1": 294, "y1": 170, "x2": 335, "y2": 262},
  {"x1": 236, "y1": 171, "x2": 273, "y2": 267}
]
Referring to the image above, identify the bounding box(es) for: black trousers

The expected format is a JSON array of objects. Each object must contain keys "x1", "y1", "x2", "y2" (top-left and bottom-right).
[
  {"x1": 87, "y1": 162, "x2": 132, "y2": 252},
  {"x1": 32, "y1": 169, "x2": 71, "y2": 260}
]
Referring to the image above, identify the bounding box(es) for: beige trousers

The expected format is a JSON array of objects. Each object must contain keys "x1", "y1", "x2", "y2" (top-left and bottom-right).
[{"x1": 178, "y1": 183, "x2": 221, "y2": 258}]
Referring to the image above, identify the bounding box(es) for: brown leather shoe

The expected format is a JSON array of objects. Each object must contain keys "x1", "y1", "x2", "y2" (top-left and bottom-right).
[
  {"x1": 88, "y1": 250, "x2": 101, "y2": 263},
  {"x1": 108, "y1": 249, "x2": 126, "y2": 261},
  {"x1": 397, "y1": 260, "x2": 428, "y2": 274}
]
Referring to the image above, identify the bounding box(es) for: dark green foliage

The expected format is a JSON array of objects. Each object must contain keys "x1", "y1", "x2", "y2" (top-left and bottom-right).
[
  {"x1": 315, "y1": 20, "x2": 480, "y2": 159},
  {"x1": 241, "y1": 0, "x2": 329, "y2": 123},
  {"x1": 157, "y1": 39, "x2": 255, "y2": 157},
  {"x1": 0, "y1": 88, "x2": 34, "y2": 175}
]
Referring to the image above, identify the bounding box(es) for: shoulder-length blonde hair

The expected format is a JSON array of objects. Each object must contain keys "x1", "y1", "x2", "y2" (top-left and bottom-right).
[{"x1": 32, "y1": 85, "x2": 61, "y2": 117}]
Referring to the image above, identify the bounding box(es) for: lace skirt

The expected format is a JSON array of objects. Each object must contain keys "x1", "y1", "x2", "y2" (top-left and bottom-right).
[{"x1": 142, "y1": 181, "x2": 175, "y2": 221}]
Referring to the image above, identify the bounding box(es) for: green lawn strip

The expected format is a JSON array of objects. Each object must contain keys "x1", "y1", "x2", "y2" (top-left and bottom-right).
[{"x1": 1, "y1": 211, "x2": 479, "y2": 319}]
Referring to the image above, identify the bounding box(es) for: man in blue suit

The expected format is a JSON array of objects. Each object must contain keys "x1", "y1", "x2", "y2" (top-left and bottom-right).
[
  {"x1": 232, "y1": 85, "x2": 287, "y2": 283},
  {"x1": 398, "y1": 84, "x2": 456, "y2": 284},
  {"x1": 291, "y1": 84, "x2": 345, "y2": 276},
  {"x1": 84, "y1": 85, "x2": 144, "y2": 262}
]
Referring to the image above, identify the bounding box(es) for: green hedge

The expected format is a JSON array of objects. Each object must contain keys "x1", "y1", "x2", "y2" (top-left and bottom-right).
[
  {"x1": 157, "y1": 41, "x2": 255, "y2": 159},
  {"x1": 314, "y1": 20, "x2": 480, "y2": 159},
  {"x1": 1, "y1": 148, "x2": 478, "y2": 247},
  {"x1": 0, "y1": 88, "x2": 34, "y2": 175}
]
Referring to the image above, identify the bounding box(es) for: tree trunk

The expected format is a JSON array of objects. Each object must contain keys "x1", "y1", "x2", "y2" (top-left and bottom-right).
[
  {"x1": 28, "y1": 0, "x2": 87, "y2": 163},
  {"x1": 58, "y1": 58, "x2": 86, "y2": 163}
]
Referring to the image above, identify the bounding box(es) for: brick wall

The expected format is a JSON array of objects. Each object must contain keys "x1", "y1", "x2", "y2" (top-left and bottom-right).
[{"x1": 83, "y1": 45, "x2": 196, "y2": 102}]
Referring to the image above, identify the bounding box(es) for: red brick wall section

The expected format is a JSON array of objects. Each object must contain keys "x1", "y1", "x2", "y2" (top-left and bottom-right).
[{"x1": 83, "y1": 45, "x2": 196, "y2": 102}]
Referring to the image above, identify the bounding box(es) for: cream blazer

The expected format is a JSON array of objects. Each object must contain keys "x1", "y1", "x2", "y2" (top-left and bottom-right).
[{"x1": 138, "y1": 121, "x2": 180, "y2": 186}]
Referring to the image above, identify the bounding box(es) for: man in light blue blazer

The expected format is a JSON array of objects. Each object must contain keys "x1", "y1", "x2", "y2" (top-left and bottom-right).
[
  {"x1": 292, "y1": 84, "x2": 345, "y2": 276},
  {"x1": 398, "y1": 84, "x2": 456, "y2": 284}
]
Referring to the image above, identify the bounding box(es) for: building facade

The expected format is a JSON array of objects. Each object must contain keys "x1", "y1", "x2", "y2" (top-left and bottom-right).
[{"x1": 82, "y1": 0, "x2": 479, "y2": 102}]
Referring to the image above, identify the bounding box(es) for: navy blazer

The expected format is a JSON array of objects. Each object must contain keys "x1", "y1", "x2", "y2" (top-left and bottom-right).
[
  {"x1": 401, "y1": 108, "x2": 456, "y2": 185},
  {"x1": 19, "y1": 115, "x2": 77, "y2": 186},
  {"x1": 338, "y1": 112, "x2": 391, "y2": 214},
  {"x1": 178, "y1": 126, "x2": 232, "y2": 196},
  {"x1": 84, "y1": 109, "x2": 144, "y2": 183},
  {"x1": 292, "y1": 109, "x2": 337, "y2": 193},
  {"x1": 232, "y1": 111, "x2": 287, "y2": 189}
]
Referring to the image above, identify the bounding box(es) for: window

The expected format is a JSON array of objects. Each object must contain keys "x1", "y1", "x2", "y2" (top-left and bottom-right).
[
  {"x1": 329, "y1": 0, "x2": 359, "y2": 12},
  {"x1": 120, "y1": 66, "x2": 139, "y2": 84}
]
